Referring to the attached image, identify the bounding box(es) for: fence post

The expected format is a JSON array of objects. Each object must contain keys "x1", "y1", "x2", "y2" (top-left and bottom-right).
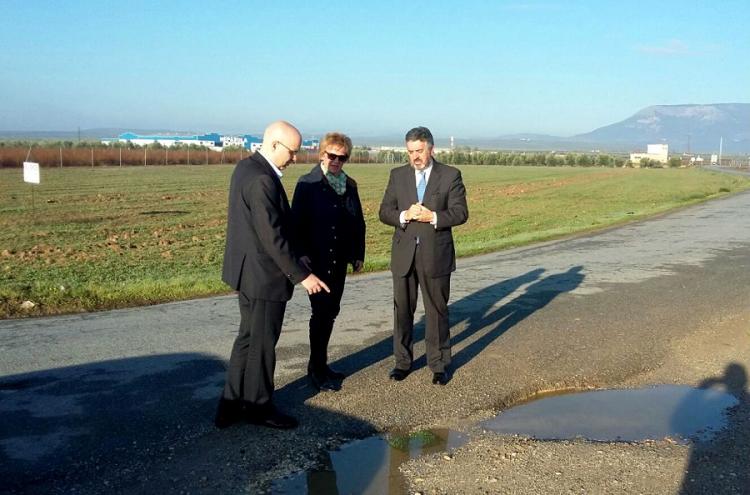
[
  {"x1": 119, "y1": 147, "x2": 122, "y2": 167},
  {"x1": 187, "y1": 147, "x2": 190, "y2": 165},
  {"x1": 91, "y1": 148, "x2": 94, "y2": 169},
  {"x1": 166, "y1": 147, "x2": 168, "y2": 166},
  {"x1": 59, "y1": 147, "x2": 63, "y2": 168},
  {"x1": 205, "y1": 149, "x2": 208, "y2": 165},
  {"x1": 144, "y1": 147, "x2": 147, "y2": 166}
]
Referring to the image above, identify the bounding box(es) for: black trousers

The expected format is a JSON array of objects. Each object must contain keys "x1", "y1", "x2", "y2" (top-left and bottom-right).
[
  {"x1": 307, "y1": 267, "x2": 346, "y2": 374},
  {"x1": 392, "y1": 244, "x2": 451, "y2": 373},
  {"x1": 222, "y1": 292, "x2": 286, "y2": 406}
]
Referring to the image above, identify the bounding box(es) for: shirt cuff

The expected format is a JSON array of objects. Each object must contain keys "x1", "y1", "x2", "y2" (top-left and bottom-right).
[
  {"x1": 431, "y1": 211, "x2": 438, "y2": 228},
  {"x1": 399, "y1": 211, "x2": 408, "y2": 225}
]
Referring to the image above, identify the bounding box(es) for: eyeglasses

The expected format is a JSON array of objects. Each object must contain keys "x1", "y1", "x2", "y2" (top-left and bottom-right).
[
  {"x1": 325, "y1": 151, "x2": 349, "y2": 163},
  {"x1": 276, "y1": 141, "x2": 299, "y2": 154}
]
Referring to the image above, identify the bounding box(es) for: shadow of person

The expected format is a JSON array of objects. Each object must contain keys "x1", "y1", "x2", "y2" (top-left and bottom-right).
[
  {"x1": 679, "y1": 362, "x2": 750, "y2": 494},
  {"x1": 433, "y1": 265, "x2": 585, "y2": 373},
  {"x1": 0, "y1": 353, "x2": 379, "y2": 494},
  {"x1": 277, "y1": 268, "x2": 551, "y2": 404}
]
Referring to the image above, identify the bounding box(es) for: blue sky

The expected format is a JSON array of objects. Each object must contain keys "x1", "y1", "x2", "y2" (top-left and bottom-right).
[{"x1": 1, "y1": 1, "x2": 748, "y2": 139}]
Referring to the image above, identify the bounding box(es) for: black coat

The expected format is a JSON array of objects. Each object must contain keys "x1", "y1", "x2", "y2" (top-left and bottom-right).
[
  {"x1": 291, "y1": 165, "x2": 366, "y2": 280},
  {"x1": 222, "y1": 153, "x2": 309, "y2": 301}
]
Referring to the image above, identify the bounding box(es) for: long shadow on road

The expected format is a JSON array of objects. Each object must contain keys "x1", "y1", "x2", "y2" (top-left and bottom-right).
[
  {"x1": 679, "y1": 362, "x2": 750, "y2": 494},
  {"x1": 414, "y1": 266, "x2": 584, "y2": 373},
  {"x1": 0, "y1": 354, "x2": 226, "y2": 493},
  {"x1": 278, "y1": 266, "x2": 583, "y2": 408},
  {"x1": 0, "y1": 354, "x2": 377, "y2": 494}
]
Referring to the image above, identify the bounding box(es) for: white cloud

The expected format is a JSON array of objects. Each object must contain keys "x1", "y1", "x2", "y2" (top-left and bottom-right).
[{"x1": 636, "y1": 39, "x2": 692, "y2": 56}]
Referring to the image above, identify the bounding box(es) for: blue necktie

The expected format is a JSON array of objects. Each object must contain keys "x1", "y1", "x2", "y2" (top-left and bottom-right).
[{"x1": 417, "y1": 171, "x2": 426, "y2": 203}]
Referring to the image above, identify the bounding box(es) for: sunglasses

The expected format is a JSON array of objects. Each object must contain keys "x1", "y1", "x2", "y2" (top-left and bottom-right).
[{"x1": 325, "y1": 151, "x2": 349, "y2": 163}]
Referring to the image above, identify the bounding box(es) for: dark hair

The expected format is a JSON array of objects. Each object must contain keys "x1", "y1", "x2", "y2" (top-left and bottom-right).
[{"x1": 405, "y1": 126, "x2": 434, "y2": 146}]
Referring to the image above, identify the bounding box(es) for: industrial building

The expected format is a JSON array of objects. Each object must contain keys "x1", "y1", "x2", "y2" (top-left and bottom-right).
[
  {"x1": 629, "y1": 143, "x2": 669, "y2": 166},
  {"x1": 104, "y1": 133, "x2": 319, "y2": 151}
]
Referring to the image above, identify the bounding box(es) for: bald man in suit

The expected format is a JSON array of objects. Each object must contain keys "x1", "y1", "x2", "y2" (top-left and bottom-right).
[
  {"x1": 379, "y1": 126, "x2": 468, "y2": 385},
  {"x1": 216, "y1": 120, "x2": 329, "y2": 429}
]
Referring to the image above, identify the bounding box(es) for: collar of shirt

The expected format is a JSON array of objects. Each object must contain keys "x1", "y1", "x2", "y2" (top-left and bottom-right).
[
  {"x1": 259, "y1": 149, "x2": 283, "y2": 178},
  {"x1": 414, "y1": 160, "x2": 433, "y2": 183}
]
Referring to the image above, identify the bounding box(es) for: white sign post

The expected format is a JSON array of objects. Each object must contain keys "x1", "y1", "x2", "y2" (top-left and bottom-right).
[
  {"x1": 23, "y1": 161, "x2": 40, "y2": 184},
  {"x1": 23, "y1": 161, "x2": 40, "y2": 213}
]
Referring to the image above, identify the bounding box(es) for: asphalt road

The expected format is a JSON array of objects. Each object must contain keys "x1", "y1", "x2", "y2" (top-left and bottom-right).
[{"x1": 1, "y1": 171, "x2": 750, "y2": 494}]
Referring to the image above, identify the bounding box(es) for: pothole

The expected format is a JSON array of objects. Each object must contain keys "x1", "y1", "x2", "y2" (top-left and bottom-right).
[
  {"x1": 271, "y1": 428, "x2": 467, "y2": 494},
  {"x1": 482, "y1": 385, "x2": 738, "y2": 443}
]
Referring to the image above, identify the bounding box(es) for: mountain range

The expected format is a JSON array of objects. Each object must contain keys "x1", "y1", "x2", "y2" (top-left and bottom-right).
[
  {"x1": 1, "y1": 104, "x2": 748, "y2": 154},
  {"x1": 571, "y1": 103, "x2": 749, "y2": 153},
  {"x1": 443, "y1": 103, "x2": 748, "y2": 154}
]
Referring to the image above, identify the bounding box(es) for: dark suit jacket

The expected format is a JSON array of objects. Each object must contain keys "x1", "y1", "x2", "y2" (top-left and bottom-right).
[
  {"x1": 291, "y1": 165, "x2": 366, "y2": 279},
  {"x1": 379, "y1": 160, "x2": 468, "y2": 278},
  {"x1": 222, "y1": 152, "x2": 309, "y2": 301}
]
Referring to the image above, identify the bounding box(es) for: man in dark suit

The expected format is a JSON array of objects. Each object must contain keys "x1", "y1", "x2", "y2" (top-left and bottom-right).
[
  {"x1": 216, "y1": 120, "x2": 330, "y2": 429},
  {"x1": 379, "y1": 126, "x2": 468, "y2": 385}
]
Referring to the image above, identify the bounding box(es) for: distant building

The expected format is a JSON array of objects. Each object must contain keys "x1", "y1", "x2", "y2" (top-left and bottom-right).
[
  {"x1": 301, "y1": 139, "x2": 320, "y2": 150},
  {"x1": 220, "y1": 135, "x2": 245, "y2": 148},
  {"x1": 630, "y1": 143, "x2": 669, "y2": 166},
  {"x1": 103, "y1": 132, "x2": 319, "y2": 153},
  {"x1": 113, "y1": 132, "x2": 223, "y2": 150}
]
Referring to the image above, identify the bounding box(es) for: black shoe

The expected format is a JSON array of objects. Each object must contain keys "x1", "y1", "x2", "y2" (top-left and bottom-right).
[
  {"x1": 308, "y1": 372, "x2": 341, "y2": 392},
  {"x1": 389, "y1": 368, "x2": 410, "y2": 381},
  {"x1": 246, "y1": 405, "x2": 298, "y2": 430},
  {"x1": 432, "y1": 372, "x2": 449, "y2": 385},
  {"x1": 214, "y1": 398, "x2": 243, "y2": 429},
  {"x1": 324, "y1": 366, "x2": 346, "y2": 380}
]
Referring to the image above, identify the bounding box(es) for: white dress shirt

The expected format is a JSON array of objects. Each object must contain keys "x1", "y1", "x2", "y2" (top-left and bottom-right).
[{"x1": 400, "y1": 161, "x2": 438, "y2": 227}]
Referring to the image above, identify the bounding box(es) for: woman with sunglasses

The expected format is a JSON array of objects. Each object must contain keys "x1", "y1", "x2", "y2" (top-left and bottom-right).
[{"x1": 291, "y1": 132, "x2": 366, "y2": 392}]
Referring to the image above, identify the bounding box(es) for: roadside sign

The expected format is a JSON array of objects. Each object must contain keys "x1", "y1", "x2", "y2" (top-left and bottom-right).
[{"x1": 23, "y1": 161, "x2": 40, "y2": 184}]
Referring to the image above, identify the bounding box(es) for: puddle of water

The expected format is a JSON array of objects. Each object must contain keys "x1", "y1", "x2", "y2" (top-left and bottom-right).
[
  {"x1": 271, "y1": 428, "x2": 467, "y2": 495},
  {"x1": 482, "y1": 385, "x2": 738, "y2": 443}
]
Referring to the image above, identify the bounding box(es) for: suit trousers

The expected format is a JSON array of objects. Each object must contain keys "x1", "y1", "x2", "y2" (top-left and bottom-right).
[
  {"x1": 222, "y1": 292, "x2": 286, "y2": 406},
  {"x1": 307, "y1": 266, "x2": 346, "y2": 374},
  {"x1": 392, "y1": 243, "x2": 451, "y2": 373}
]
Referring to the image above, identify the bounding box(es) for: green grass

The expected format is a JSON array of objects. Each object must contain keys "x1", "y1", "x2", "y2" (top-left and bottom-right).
[{"x1": 1, "y1": 164, "x2": 748, "y2": 318}]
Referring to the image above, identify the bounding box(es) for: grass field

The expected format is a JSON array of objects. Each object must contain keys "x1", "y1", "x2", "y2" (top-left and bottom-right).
[{"x1": 1, "y1": 163, "x2": 748, "y2": 318}]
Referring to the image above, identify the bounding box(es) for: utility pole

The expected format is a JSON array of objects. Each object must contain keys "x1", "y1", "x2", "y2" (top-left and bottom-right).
[{"x1": 719, "y1": 136, "x2": 723, "y2": 167}]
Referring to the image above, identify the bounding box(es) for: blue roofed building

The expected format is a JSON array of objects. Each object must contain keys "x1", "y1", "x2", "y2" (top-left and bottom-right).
[
  {"x1": 113, "y1": 132, "x2": 223, "y2": 149},
  {"x1": 104, "y1": 132, "x2": 319, "y2": 152}
]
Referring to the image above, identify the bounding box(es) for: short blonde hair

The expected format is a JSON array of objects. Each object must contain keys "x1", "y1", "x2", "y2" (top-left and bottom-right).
[{"x1": 319, "y1": 132, "x2": 352, "y2": 158}]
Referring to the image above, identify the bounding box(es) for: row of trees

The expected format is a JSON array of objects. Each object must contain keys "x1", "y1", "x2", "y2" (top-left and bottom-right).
[
  {"x1": 0, "y1": 140, "x2": 685, "y2": 168},
  {"x1": 374, "y1": 149, "x2": 634, "y2": 167}
]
